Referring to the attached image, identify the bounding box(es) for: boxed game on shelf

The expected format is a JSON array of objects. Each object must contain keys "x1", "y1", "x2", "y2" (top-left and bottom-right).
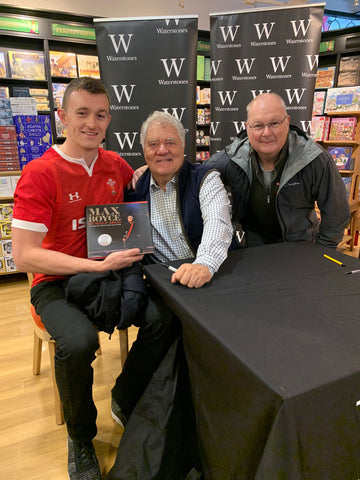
[
  {"x1": 0, "y1": 97, "x2": 14, "y2": 126},
  {"x1": 29, "y1": 88, "x2": 49, "y2": 111},
  {"x1": 13, "y1": 115, "x2": 52, "y2": 168},
  {"x1": 10, "y1": 97, "x2": 37, "y2": 116},
  {"x1": 0, "y1": 125, "x2": 20, "y2": 171},
  {"x1": 49, "y1": 51, "x2": 77, "y2": 78},
  {"x1": 328, "y1": 116, "x2": 357, "y2": 141},
  {"x1": 197, "y1": 55, "x2": 205, "y2": 81},
  {"x1": 77, "y1": 54, "x2": 100, "y2": 78},
  {"x1": 312, "y1": 91, "x2": 326, "y2": 115},
  {"x1": 196, "y1": 87, "x2": 211, "y2": 104},
  {"x1": 337, "y1": 55, "x2": 360, "y2": 87},
  {"x1": 0, "y1": 87, "x2": 9, "y2": 99},
  {"x1": 0, "y1": 51, "x2": 7, "y2": 78},
  {"x1": 54, "y1": 110, "x2": 67, "y2": 138},
  {"x1": 52, "y1": 83, "x2": 67, "y2": 109},
  {"x1": 197, "y1": 107, "x2": 210, "y2": 126},
  {"x1": 327, "y1": 146, "x2": 354, "y2": 170},
  {"x1": 315, "y1": 66, "x2": 336, "y2": 89},
  {"x1": 8, "y1": 50, "x2": 46, "y2": 80},
  {"x1": 196, "y1": 151, "x2": 210, "y2": 162},
  {"x1": 325, "y1": 86, "x2": 360, "y2": 113},
  {"x1": 342, "y1": 176, "x2": 352, "y2": 195},
  {"x1": 196, "y1": 129, "x2": 210, "y2": 147},
  {"x1": 311, "y1": 116, "x2": 330, "y2": 141}
]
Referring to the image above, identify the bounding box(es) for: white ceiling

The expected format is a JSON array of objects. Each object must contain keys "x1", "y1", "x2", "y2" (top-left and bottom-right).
[{"x1": 0, "y1": 0, "x2": 359, "y2": 31}]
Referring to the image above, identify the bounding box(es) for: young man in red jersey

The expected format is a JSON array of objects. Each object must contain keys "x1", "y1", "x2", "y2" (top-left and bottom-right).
[{"x1": 12, "y1": 77, "x2": 179, "y2": 480}]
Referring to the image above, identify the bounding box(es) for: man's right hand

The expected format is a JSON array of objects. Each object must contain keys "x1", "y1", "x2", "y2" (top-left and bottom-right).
[
  {"x1": 129, "y1": 165, "x2": 148, "y2": 190},
  {"x1": 101, "y1": 248, "x2": 144, "y2": 271}
]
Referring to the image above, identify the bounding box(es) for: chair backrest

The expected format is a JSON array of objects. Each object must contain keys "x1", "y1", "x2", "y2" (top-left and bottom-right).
[{"x1": 27, "y1": 272, "x2": 35, "y2": 287}]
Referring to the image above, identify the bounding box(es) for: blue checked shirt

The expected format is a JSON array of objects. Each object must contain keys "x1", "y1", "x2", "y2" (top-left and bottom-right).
[{"x1": 149, "y1": 170, "x2": 233, "y2": 276}]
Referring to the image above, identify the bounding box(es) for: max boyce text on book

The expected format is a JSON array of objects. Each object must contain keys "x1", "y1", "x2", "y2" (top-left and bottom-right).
[{"x1": 86, "y1": 202, "x2": 154, "y2": 259}]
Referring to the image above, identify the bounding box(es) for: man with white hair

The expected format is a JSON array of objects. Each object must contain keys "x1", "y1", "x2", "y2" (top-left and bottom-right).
[{"x1": 130, "y1": 110, "x2": 233, "y2": 288}]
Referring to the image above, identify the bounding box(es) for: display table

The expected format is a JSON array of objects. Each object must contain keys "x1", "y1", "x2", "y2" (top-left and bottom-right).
[{"x1": 144, "y1": 242, "x2": 360, "y2": 480}]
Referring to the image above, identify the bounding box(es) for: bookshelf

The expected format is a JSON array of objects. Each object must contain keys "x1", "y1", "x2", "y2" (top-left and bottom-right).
[
  {"x1": 0, "y1": 6, "x2": 98, "y2": 275},
  {"x1": 196, "y1": 31, "x2": 210, "y2": 162},
  {"x1": 313, "y1": 27, "x2": 360, "y2": 252},
  {"x1": 0, "y1": 6, "x2": 98, "y2": 146}
]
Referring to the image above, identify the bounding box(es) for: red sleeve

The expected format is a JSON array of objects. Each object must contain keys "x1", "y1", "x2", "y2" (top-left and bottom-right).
[{"x1": 13, "y1": 160, "x2": 56, "y2": 230}]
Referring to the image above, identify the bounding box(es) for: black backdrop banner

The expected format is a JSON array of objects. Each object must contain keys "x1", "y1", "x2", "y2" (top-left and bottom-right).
[
  {"x1": 209, "y1": 3, "x2": 325, "y2": 154},
  {"x1": 94, "y1": 16, "x2": 198, "y2": 169}
]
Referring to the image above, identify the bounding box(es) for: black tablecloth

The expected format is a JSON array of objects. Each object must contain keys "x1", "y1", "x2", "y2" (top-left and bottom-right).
[{"x1": 144, "y1": 242, "x2": 360, "y2": 480}]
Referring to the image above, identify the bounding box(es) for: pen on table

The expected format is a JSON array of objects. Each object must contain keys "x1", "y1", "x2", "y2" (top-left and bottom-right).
[
  {"x1": 345, "y1": 269, "x2": 360, "y2": 275},
  {"x1": 160, "y1": 263, "x2": 178, "y2": 273},
  {"x1": 322, "y1": 254, "x2": 346, "y2": 267}
]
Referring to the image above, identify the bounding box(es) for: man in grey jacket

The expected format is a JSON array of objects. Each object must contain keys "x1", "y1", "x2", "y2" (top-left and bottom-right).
[{"x1": 206, "y1": 92, "x2": 350, "y2": 248}]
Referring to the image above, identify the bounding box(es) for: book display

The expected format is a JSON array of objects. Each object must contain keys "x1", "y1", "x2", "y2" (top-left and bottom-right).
[
  {"x1": 49, "y1": 51, "x2": 77, "y2": 78},
  {"x1": 315, "y1": 66, "x2": 335, "y2": 89},
  {"x1": 0, "y1": 51, "x2": 7, "y2": 78},
  {"x1": 52, "y1": 83, "x2": 67, "y2": 109},
  {"x1": 77, "y1": 54, "x2": 100, "y2": 78},
  {"x1": 312, "y1": 90, "x2": 326, "y2": 115},
  {"x1": 0, "y1": 6, "x2": 99, "y2": 149},
  {"x1": 196, "y1": 33, "x2": 210, "y2": 162},
  {"x1": 8, "y1": 50, "x2": 46, "y2": 81},
  {"x1": 315, "y1": 26, "x2": 360, "y2": 252},
  {"x1": 328, "y1": 116, "x2": 357, "y2": 141},
  {"x1": 338, "y1": 55, "x2": 360, "y2": 87},
  {"x1": 310, "y1": 116, "x2": 330, "y2": 141},
  {"x1": 0, "y1": 6, "x2": 100, "y2": 274},
  {"x1": 327, "y1": 146, "x2": 354, "y2": 170},
  {"x1": 85, "y1": 202, "x2": 154, "y2": 258}
]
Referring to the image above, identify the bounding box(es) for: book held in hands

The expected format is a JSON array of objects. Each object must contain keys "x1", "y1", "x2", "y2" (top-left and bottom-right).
[{"x1": 86, "y1": 202, "x2": 154, "y2": 259}]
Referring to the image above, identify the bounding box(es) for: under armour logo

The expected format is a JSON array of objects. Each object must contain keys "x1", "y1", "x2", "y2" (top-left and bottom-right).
[{"x1": 69, "y1": 192, "x2": 80, "y2": 201}]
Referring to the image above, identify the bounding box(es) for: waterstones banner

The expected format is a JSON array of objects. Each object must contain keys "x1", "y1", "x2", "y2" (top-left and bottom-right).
[
  {"x1": 94, "y1": 15, "x2": 198, "y2": 169},
  {"x1": 209, "y1": 3, "x2": 325, "y2": 153}
]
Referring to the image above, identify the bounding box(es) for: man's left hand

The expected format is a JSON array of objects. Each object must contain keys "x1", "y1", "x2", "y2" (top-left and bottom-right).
[{"x1": 171, "y1": 263, "x2": 212, "y2": 288}]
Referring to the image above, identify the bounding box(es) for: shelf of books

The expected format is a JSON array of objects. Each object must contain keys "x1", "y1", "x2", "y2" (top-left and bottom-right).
[
  {"x1": 311, "y1": 87, "x2": 360, "y2": 251},
  {"x1": 0, "y1": 6, "x2": 100, "y2": 274},
  {"x1": 196, "y1": 33, "x2": 211, "y2": 162},
  {"x1": 311, "y1": 27, "x2": 360, "y2": 252}
]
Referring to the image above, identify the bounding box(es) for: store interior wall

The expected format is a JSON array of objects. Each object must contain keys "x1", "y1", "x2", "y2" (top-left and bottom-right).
[{"x1": 0, "y1": 0, "x2": 350, "y2": 31}]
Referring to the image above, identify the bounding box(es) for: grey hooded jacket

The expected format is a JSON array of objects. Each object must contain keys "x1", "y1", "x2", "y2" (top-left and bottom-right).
[{"x1": 206, "y1": 125, "x2": 350, "y2": 248}]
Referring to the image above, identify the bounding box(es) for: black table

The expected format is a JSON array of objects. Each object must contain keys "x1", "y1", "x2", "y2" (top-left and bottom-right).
[{"x1": 144, "y1": 242, "x2": 360, "y2": 480}]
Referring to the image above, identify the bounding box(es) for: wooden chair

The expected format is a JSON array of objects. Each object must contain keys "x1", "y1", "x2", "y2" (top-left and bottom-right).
[{"x1": 27, "y1": 273, "x2": 129, "y2": 425}]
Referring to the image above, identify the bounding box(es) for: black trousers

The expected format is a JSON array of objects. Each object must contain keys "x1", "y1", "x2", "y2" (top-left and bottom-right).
[{"x1": 31, "y1": 279, "x2": 180, "y2": 442}]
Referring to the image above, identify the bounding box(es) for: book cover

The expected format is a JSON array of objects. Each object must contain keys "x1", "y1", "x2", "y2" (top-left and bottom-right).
[
  {"x1": 11, "y1": 86, "x2": 30, "y2": 97},
  {"x1": 0, "y1": 87, "x2": 10, "y2": 98},
  {"x1": 0, "y1": 51, "x2": 7, "y2": 78},
  {"x1": 337, "y1": 70, "x2": 360, "y2": 88},
  {"x1": 86, "y1": 202, "x2": 154, "y2": 259},
  {"x1": 49, "y1": 51, "x2": 77, "y2": 78},
  {"x1": 8, "y1": 50, "x2": 46, "y2": 80},
  {"x1": 52, "y1": 83, "x2": 67, "y2": 109},
  {"x1": 77, "y1": 54, "x2": 100, "y2": 78},
  {"x1": 325, "y1": 87, "x2": 360, "y2": 113},
  {"x1": 342, "y1": 176, "x2": 352, "y2": 195},
  {"x1": 197, "y1": 55, "x2": 205, "y2": 81},
  {"x1": 315, "y1": 66, "x2": 336, "y2": 89},
  {"x1": 311, "y1": 116, "x2": 330, "y2": 141},
  {"x1": 312, "y1": 91, "x2": 326, "y2": 115},
  {"x1": 54, "y1": 110, "x2": 67, "y2": 137},
  {"x1": 327, "y1": 146, "x2": 354, "y2": 170},
  {"x1": 328, "y1": 116, "x2": 357, "y2": 141},
  {"x1": 339, "y1": 55, "x2": 360, "y2": 73}
]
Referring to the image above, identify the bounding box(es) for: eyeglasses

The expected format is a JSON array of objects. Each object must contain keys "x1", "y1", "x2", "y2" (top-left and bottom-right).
[{"x1": 247, "y1": 116, "x2": 288, "y2": 133}]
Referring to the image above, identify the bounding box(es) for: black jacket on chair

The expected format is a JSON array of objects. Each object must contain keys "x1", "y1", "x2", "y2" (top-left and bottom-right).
[{"x1": 65, "y1": 263, "x2": 147, "y2": 334}]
